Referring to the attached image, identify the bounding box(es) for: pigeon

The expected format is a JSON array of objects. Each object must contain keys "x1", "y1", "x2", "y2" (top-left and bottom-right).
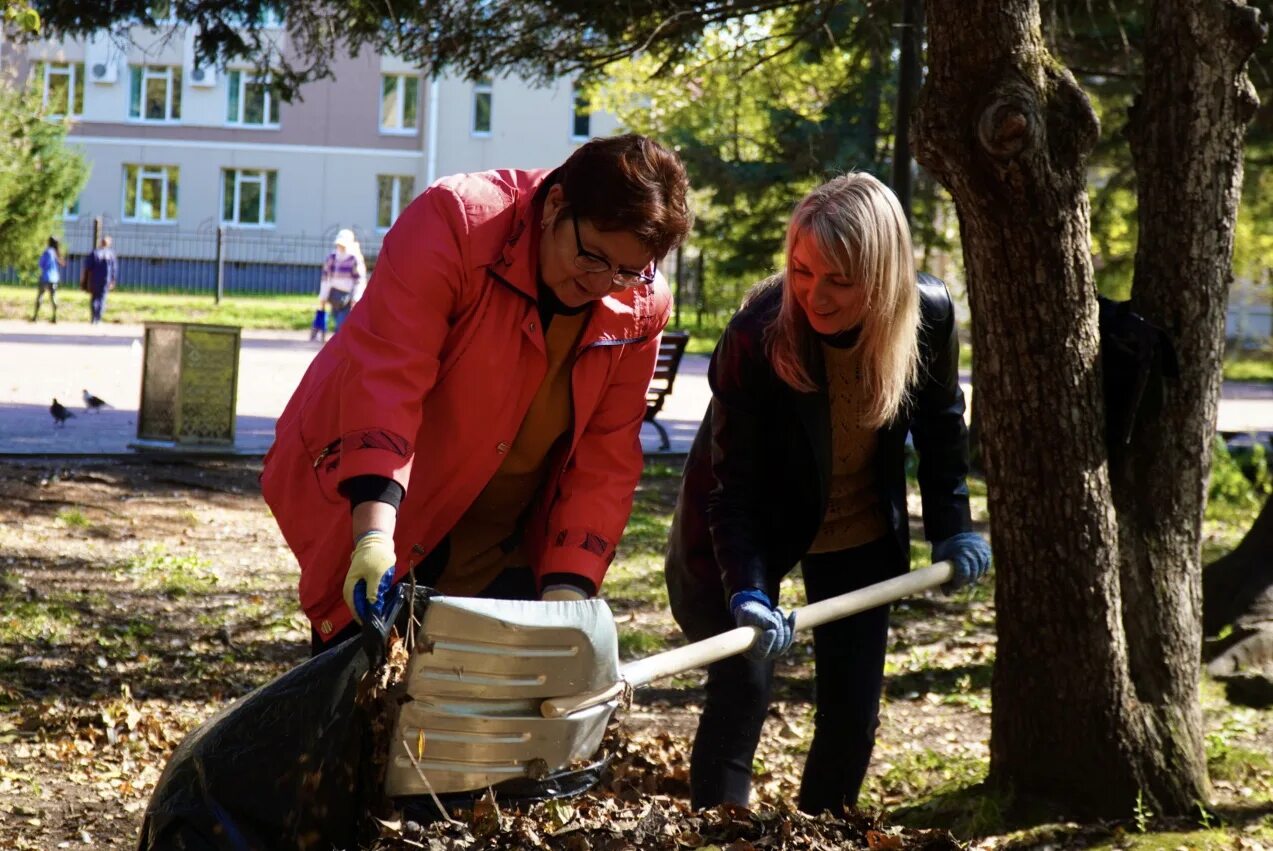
[
  {"x1": 83, "y1": 389, "x2": 111, "y2": 412},
  {"x1": 50, "y1": 398, "x2": 74, "y2": 426}
]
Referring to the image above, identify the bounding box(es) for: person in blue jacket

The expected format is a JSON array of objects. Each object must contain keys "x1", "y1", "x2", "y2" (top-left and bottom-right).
[
  {"x1": 664, "y1": 173, "x2": 991, "y2": 815},
  {"x1": 32, "y1": 237, "x2": 64, "y2": 323}
]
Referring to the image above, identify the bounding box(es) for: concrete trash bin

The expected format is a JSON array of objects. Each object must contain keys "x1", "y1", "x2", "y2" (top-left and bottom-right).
[{"x1": 136, "y1": 323, "x2": 241, "y2": 447}]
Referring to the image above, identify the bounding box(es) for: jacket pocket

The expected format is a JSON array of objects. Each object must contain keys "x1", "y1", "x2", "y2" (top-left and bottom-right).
[{"x1": 296, "y1": 365, "x2": 347, "y2": 506}]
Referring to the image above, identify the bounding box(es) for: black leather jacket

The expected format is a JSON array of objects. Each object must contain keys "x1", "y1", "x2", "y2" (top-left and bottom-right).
[{"x1": 665, "y1": 273, "x2": 973, "y2": 618}]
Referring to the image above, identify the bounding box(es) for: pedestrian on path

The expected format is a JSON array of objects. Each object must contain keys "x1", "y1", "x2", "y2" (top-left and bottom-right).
[
  {"x1": 82, "y1": 236, "x2": 118, "y2": 325},
  {"x1": 262, "y1": 134, "x2": 693, "y2": 652},
  {"x1": 317, "y1": 229, "x2": 366, "y2": 335},
  {"x1": 32, "y1": 236, "x2": 64, "y2": 323},
  {"x1": 664, "y1": 173, "x2": 990, "y2": 815}
]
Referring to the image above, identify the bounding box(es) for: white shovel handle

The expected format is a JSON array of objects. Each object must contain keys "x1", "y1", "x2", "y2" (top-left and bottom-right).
[{"x1": 541, "y1": 561, "x2": 953, "y2": 718}]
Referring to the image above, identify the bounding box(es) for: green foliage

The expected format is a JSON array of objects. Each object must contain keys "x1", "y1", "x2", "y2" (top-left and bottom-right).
[
  {"x1": 1207, "y1": 437, "x2": 1271, "y2": 521},
  {"x1": 3, "y1": 0, "x2": 40, "y2": 33},
  {"x1": 593, "y1": 6, "x2": 955, "y2": 314},
  {"x1": 0, "y1": 77, "x2": 88, "y2": 271}
]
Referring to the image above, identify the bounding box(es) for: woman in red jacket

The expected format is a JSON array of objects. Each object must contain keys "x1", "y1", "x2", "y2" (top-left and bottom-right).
[{"x1": 262, "y1": 134, "x2": 692, "y2": 650}]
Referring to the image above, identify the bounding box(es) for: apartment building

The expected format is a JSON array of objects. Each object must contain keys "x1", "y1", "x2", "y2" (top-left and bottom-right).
[{"x1": 10, "y1": 22, "x2": 620, "y2": 270}]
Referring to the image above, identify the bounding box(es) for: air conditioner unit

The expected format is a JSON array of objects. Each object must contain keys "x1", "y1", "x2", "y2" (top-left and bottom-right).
[
  {"x1": 85, "y1": 34, "x2": 119, "y2": 84},
  {"x1": 184, "y1": 27, "x2": 218, "y2": 87}
]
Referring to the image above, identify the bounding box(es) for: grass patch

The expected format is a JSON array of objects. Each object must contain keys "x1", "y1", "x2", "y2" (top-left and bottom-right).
[
  {"x1": 56, "y1": 508, "x2": 90, "y2": 528},
  {"x1": 114, "y1": 545, "x2": 218, "y2": 597},
  {"x1": 866, "y1": 748, "x2": 991, "y2": 828},
  {"x1": 0, "y1": 284, "x2": 314, "y2": 329},
  {"x1": 1224, "y1": 353, "x2": 1273, "y2": 383},
  {"x1": 0, "y1": 597, "x2": 81, "y2": 644},
  {"x1": 618, "y1": 627, "x2": 668, "y2": 659}
]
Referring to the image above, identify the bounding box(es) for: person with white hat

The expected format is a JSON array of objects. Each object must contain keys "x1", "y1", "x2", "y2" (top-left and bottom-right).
[{"x1": 317, "y1": 228, "x2": 367, "y2": 335}]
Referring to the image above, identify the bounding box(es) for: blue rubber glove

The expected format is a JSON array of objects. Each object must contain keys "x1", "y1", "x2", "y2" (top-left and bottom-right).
[
  {"x1": 730, "y1": 589, "x2": 796, "y2": 662},
  {"x1": 932, "y1": 531, "x2": 992, "y2": 594},
  {"x1": 343, "y1": 530, "x2": 397, "y2": 623}
]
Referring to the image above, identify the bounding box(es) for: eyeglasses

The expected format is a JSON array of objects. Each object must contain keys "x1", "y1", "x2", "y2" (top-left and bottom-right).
[{"x1": 570, "y1": 211, "x2": 656, "y2": 288}]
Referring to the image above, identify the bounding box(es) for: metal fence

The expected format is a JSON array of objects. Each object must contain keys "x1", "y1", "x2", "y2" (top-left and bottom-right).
[{"x1": 2, "y1": 217, "x2": 382, "y2": 298}]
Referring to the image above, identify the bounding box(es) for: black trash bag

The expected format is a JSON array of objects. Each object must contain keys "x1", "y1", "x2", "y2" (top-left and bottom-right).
[
  {"x1": 136, "y1": 589, "x2": 408, "y2": 851},
  {"x1": 1099, "y1": 295, "x2": 1180, "y2": 457}
]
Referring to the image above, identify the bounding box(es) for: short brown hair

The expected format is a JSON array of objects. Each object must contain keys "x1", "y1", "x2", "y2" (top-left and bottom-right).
[{"x1": 558, "y1": 134, "x2": 692, "y2": 258}]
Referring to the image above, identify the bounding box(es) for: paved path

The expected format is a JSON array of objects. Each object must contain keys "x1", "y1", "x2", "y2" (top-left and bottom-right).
[
  {"x1": 0, "y1": 320, "x2": 710, "y2": 457},
  {"x1": 3, "y1": 318, "x2": 1271, "y2": 457}
]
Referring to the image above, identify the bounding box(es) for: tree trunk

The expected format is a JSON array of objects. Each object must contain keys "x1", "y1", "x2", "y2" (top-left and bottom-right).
[
  {"x1": 1117, "y1": 0, "x2": 1267, "y2": 806},
  {"x1": 1204, "y1": 494, "x2": 1273, "y2": 636},
  {"x1": 914, "y1": 0, "x2": 1262, "y2": 819},
  {"x1": 1204, "y1": 494, "x2": 1273, "y2": 707},
  {"x1": 891, "y1": 0, "x2": 923, "y2": 219}
]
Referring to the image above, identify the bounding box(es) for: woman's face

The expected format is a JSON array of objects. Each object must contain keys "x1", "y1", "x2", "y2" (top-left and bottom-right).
[
  {"x1": 538, "y1": 185, "x2": 655, "y2": 308},
  {"x1": 788, "y1": 230, "x2": 867, "y2": 335}
]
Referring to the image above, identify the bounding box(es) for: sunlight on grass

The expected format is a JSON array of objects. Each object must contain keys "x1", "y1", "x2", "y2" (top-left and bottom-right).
[
  {"x1": 0, "y1": 284, "x2": 315, "y2": 329},
  {"x1": 0, "y1": 598, "x2": 81, "y2": 644},
  {"x1": 115, "y1": 545, "x2": 218, "y2": 597},
  {"x1": 56, "y1": 508, "x2": 90, "y2": 528}
]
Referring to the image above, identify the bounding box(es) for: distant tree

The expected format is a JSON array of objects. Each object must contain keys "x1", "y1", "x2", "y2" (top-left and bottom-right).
[{"x1": 0, "y1": 81, "x2": 88, "y2": 271}]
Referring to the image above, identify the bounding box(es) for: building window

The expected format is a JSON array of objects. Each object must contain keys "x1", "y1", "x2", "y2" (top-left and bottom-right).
[
  {"x1": 226, "y1": 70, "x2": 279, "y2": 126},
  {"x1": 472, "y1": 78, "x2": 492, "y2": 136},
  {"x1": 40, "y1": 62, "x2": 85, "y2": 119},
  {"x1": 571, "y1": 84, "x2": 591, "y2": 141},
  {"x1": 63, "y1": 198, "x2": 81, "y2": 220},
  {"x1": 221, "y1": 168, "x2": 277, "y2": 227},
  {"x1": 128, "y1": 65, "x2": 182, "y2": 122},
  {"x1": 380, "y1": 74, "x2": 419, "y2": 134},
  {"x1": 122, "y1": 164, "x2": 179, "y2": 223},
  {"x1": 376, "y1": 175, "x2": 415, "y2": 230}
]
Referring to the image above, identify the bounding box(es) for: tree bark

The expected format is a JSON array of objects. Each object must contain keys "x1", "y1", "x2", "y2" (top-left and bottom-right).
[
  {"x1": 1117, "y1": 0, "x2": 1266, "y2": 808},
  {"x1": 915, "y1": 0, "x2": 1263, "y2": 819},
  {"x1": 891, "y1": 0, "x2": 923, "y2": 219},
  {"x1": 1204, "y1": 494, "x2": 1273, "y2": 707},
  {"x1": 1204, "y1": 494, "x2": 1273, "y2": 636}
]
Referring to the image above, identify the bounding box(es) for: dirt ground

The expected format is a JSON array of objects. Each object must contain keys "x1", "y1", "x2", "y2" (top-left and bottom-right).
[{"x1": 0, "y1": 459, "x2": 1270, "y2": 850}]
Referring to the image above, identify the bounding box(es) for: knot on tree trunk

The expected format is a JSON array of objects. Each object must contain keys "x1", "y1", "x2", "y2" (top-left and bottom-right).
[
  {"x1": 978, "y1": 97, "x2": 1034, "y2": 160},
  {"x1": 1226, "y1": 2, "x2": 1269, "y2": 55}
]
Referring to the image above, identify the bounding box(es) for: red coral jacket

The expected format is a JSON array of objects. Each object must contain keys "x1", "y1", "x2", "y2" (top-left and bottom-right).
[{"x1": 262, "y1": 168, "x2": 670, "y2": 639}]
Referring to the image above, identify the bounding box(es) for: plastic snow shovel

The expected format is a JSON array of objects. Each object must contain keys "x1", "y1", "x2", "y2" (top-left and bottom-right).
[{"x1": 384, "y1": 561, "x2": 954, "y2": 798}]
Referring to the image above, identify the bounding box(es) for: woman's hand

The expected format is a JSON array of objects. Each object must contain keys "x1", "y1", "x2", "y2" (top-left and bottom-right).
[
  {"x1": 730, "y1": 589, "x2": 795, "y2": 661},
  {"x1": 933, "y1": 532, "x2": 992, "y2": 593}
]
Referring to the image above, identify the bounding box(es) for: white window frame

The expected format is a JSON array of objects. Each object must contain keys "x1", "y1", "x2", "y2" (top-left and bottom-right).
[
  {"x1": 471, "y1": 79, "x2": 493, "y2": 137},
  {"x1": 376, "y1": 174, "x2": 414, "y2": 232},
  {"x1": 63, "y1": 198, "x2": 81, "y2": 221},
  {"x1": 220, "y1": 168, "x2": 277, "y2": 228},
  {"x1": 122, "y1": 164, "x2": 179, "y2": 224},
  {"x1": 379, "y1": 73, "x2": 419, "y2": 135},
  {"x1": 570, "y1": 82, "x2": 591, "y2": 142},
  {"x1": 129, "y1": 65, "x2": 181, "y2": 123},
  {"x1": 226, "y1": 70, "x2": 279, "y2": 127},
  {"x1": 41, "y1": 61, "x2": 83, "y2": 119}
]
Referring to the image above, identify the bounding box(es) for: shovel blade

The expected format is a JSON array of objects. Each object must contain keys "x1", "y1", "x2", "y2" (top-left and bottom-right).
[
  {"x1": 405, "y1": 596, "x2": 620, "y2": 700},
  {"x1": 384, "y1": 699, "x2": 614, "y2": 796}
]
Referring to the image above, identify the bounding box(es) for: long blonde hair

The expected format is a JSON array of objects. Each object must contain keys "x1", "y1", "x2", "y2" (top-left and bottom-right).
[{"x1": 765, "y1": 173, "x2": 920, "y2": 427}]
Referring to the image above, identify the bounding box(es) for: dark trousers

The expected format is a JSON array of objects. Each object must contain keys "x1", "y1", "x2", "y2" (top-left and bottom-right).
[
  {"x1": 309, "y1": 537, "x2": 536, "y2": 655},
  {"x1": 90, "y1": 288, "x2": 108, "y2": 323},
  {"x1": 689, "y1": 535, "x2": 899, "y2": 814}
]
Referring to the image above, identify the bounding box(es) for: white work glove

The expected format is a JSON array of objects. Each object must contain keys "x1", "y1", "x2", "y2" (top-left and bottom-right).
[
  {"x1": 343, "y1": 530, "x2": 397, "y2": 622},
  {"x1": 541, "y1": 584, "x2": 588, "y2": 602}
]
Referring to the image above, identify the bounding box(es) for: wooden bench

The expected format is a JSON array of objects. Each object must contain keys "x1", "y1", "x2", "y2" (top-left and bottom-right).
[{"x1": 646, "y1": 331, "x2": 691, "y2": 451}]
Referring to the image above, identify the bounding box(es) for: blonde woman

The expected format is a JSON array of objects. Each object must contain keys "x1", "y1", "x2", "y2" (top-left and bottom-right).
[{"x1": 664, "y1": 173, "x2": 989, "y2": 814}]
